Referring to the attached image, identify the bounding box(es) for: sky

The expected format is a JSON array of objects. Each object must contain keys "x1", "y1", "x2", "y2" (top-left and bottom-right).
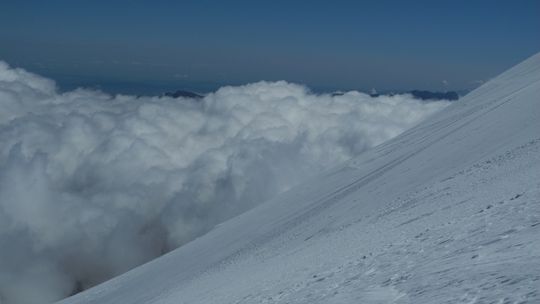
[{"x1": 0, "y1": 0, "x2": 539, "y2": 94}]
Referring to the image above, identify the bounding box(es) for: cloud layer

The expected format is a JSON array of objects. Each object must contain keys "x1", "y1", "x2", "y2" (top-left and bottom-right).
[{"x1": 0, "y1": 61, "x2": 449, "y2": 303}]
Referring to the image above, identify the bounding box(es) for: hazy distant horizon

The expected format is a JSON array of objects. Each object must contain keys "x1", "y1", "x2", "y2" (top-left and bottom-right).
[{"x1": 19, "y1": 67, "x2": 475, "y2": 96}]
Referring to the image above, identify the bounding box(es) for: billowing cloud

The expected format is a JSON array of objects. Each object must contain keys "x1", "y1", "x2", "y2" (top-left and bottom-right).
[{"x1": 0, "y1": 61, "x2": 449, "y2": 303}]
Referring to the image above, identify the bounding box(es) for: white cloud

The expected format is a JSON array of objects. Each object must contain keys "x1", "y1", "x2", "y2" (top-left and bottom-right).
[{"x1": 0, "y1": 61, "x2": 450, "y2": 303}]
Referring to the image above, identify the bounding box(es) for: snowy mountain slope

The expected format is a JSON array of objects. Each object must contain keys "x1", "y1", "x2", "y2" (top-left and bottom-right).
[{"x1": 59, "y1": 52, "x2": 540, "y2": 304}]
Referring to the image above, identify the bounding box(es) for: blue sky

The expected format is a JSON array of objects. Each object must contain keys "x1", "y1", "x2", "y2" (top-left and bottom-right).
[{"x1": 1, "y1": 0, "x2": 539, "y2": 94}]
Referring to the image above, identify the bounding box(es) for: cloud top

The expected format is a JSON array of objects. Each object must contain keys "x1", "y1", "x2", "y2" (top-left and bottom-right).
[{"x1": 0, "y1": 61, "x2": 449, "y2": 303}]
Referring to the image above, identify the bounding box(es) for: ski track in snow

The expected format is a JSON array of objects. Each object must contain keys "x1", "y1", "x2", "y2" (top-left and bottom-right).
[
  {"x1": 165, "y1": 138, "x2": 540, "y2": 304},
  {"x1": 59, "y1": 53, "x2": 540, "y2": 304}
]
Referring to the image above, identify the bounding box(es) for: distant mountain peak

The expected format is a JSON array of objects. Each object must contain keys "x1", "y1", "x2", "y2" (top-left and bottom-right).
[
  {"x1": 368, "y1": 89, "x2": 460, "y2": 101},
  {"x1": 408, "y1": 90, "x2": 459, "y2": 101},
  {"x1": 163, "y1": 90, "x2": 204, "y2": 99}
]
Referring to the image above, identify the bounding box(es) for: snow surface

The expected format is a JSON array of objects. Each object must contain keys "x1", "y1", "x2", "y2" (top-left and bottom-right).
[{"x1": 58, "y1": 52, "x2": 540, "y2": 304}]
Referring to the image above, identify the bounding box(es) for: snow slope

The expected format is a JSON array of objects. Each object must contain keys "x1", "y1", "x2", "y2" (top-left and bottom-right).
[{"x1": 59, "y1": 52, "x2": 540, "y2": 304}]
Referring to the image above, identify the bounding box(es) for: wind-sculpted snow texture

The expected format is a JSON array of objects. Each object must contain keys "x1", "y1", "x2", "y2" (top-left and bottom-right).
[
  {"x1": 56, "y1": 52, "x2": 540, "y2": 304},
  {"x1": 0, "y1": 61, "x2": 450, "y2": 304}
]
